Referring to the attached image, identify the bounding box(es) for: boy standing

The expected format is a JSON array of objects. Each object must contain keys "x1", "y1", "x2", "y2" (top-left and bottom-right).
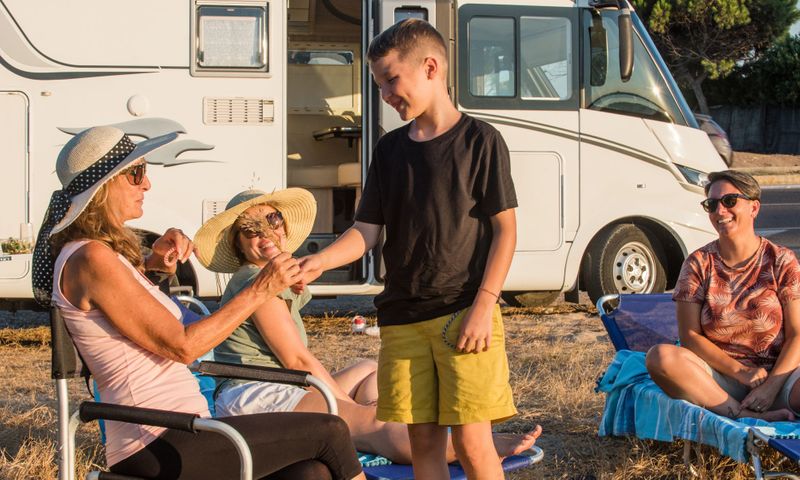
[{"x1": 299, "y1": 19, "x2": 540, "y2": 478}]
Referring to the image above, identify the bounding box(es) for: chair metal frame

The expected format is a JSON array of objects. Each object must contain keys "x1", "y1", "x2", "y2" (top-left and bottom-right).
[{"x1": 53, "y1": 296, "x2": 338, "y2": 480}]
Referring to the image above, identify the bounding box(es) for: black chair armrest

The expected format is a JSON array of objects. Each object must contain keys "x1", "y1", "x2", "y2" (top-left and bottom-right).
[
  {"x1": 79, "y1": 402, "x2": 198, "y2": 432},
  {"x1": 197, "y1": 361, "x2": 310, "y2": 387},
  {"x1": 97, "y1": 472, "x2": 148, "y2": 480}
]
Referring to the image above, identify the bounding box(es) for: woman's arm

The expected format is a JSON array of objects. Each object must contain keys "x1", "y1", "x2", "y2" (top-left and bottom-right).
[
  {"x1": 677, "y1": 300, "x2": 766, "y2": 386},
  {"x1": 740, "y1": 298, "x2": 800, "y2": 410},
  {"x1": 250, "y1": 298, "x2": 355, "y2": 402},
  {"x1": 65, "y1": 241, "x2": 299, "y2": 364}
]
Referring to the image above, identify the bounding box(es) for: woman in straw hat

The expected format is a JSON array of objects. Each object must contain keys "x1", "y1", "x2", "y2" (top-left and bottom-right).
[
  {"x1": 195, "y1": 189, "x2": 541, "y2": 464},
  {"x1": 32, "y1": 126, "x2": 365, "y2": 480}
]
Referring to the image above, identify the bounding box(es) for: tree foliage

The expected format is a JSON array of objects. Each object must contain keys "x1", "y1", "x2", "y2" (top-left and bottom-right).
[
  {"x1": 631, "y1": 0, "x2": 799, "y2": 113},
  {"x1": 706, "y1": 35, "x2": 800, "y2": 105}
]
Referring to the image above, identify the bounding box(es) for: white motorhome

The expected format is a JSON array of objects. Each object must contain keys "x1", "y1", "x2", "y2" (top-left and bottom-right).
[{"x1": 0, "y1": 0, "x2": 724, "y2": 308}]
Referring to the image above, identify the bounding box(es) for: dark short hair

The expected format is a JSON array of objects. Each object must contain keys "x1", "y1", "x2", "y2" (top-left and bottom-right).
[
  {"x1": 366, "y1": 18, "x2": 446, "y2": 64},
  {"x1": 704, "y1": 170, "x2": 761, "y2": 201}
]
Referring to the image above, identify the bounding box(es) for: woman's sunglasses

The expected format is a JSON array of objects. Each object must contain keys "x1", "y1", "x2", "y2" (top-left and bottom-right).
[
  {"x1": 124, "y1": 163, "x2": 147, "y2": 186},
  {"x1": 239, "y1": 211, "x2": 285, "y2": 238},
  {"x1": 700, "y1": 193, "x2": 751, "y2": 213}
]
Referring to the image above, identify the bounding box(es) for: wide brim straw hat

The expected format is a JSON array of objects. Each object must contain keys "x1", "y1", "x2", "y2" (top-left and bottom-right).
[
  {"x1": 194, "y1": 188, "x2": 316, "y2": 273},
  {"x1": 51, "y1": 126, "x2": 177, "y2": 235}
]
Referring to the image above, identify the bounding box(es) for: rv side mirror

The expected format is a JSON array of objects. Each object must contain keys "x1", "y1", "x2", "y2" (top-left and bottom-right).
[
  {"x1": 589, "y1": 14, "x2": 607, "y2": 86},
  {"x1": 617, "y1": 1, "x2": 633, "y2": 82}
]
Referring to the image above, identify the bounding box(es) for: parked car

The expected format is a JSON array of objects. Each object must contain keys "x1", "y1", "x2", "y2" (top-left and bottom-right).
[{"x1": 695, "y1": 113, "x2": 734, "y2": 166}]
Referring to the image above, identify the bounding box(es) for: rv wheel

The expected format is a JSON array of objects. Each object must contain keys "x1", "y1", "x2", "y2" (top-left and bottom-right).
[{"x1": 585, "y1": 224, "x2": 667, "y2": 304}]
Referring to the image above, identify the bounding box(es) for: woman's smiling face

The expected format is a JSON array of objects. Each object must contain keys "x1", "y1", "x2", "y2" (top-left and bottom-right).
[
  {"x1": 706, "y1": 179, "x2": 759, "y2": 239},
  {"x1": 234, "y1": 204, "x2": 287, "y2": 266}
]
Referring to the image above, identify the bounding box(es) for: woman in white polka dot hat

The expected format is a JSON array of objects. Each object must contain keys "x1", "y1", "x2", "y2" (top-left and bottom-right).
[{"x1": 32, "y1": 126, "x2": 365, "y2": 479}]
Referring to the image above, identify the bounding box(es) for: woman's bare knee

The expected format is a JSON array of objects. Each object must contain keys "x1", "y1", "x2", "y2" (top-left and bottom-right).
[{"x1": 646, "y1": 344, "x2": 683, "y2": 377}]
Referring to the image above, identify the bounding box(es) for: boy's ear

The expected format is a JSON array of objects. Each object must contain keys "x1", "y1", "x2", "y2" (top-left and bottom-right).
[{"x1": 423, "y1": 55, "x2": 439, "y2": 79}]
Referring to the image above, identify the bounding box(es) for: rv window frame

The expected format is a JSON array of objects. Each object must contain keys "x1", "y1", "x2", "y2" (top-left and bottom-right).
[
  {"x1": 457, "y1": 5, "x2": 579, "y2": 111},
  {"x1": 191, "y1": 0, "x2": 271, "y2": 78}
]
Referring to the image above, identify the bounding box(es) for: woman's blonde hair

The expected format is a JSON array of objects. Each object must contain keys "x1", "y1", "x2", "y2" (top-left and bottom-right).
[{"x1": 50, "y1": 181, "x2": 144, "y2": 268}]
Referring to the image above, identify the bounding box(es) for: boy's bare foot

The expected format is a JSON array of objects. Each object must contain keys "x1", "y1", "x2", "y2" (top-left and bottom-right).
[
  {"x1": 739, "y1": 408, "x2": 795, "y2": 422},
  {"x1": 493, "y1": 425, "x2": 543, "y2": 459}
]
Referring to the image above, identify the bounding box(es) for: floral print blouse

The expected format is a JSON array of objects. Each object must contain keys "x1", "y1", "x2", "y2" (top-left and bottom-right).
[{"x1": 673, "y1": 238, "x2": 800, "y2": 369}]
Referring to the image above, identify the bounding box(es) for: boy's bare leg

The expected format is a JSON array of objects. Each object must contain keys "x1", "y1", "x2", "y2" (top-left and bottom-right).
[
  {"x1": 408, "y1": 423, "x2": 449, "y2": 479},
  {"x1": 295, "y1": 391, "x2": 541, "y2": 464},
  {"x1": 451, "y1": 422, "x2": 503, "y2": 480}
]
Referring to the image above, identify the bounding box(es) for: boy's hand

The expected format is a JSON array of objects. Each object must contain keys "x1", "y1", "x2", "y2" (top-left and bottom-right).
[
  {"x1": 295, "y1": 254, "x2": 324, "y2": 291},
  {"x1": 456, "y1": 304, "x2": 493, "y2": 353}
]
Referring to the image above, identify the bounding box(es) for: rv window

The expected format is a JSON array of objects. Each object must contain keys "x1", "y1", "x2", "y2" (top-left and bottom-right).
[
  {"x1": 395, "y1": 7, "x2": 428, "y2": 23},
  {"x1": 520, "y1": 17, "x2": 571, "y2": 100},
  {"x1": 582, "y1": 10, "x2": 684, "y2": 124},
  {"x1": 196, "y1": 5, "x2": 268, "y2": 71},
  {"x1": 288, "y1": 50, "x2": 354, "y2": 65},
  {"x1": 468, "y1": 17, "x2": 516, "y2": 97}
]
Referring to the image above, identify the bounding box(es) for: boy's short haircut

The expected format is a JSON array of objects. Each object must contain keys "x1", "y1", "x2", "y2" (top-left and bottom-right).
[{"x1": 366, "y1": 18, "x2": 447, "y2": 64}]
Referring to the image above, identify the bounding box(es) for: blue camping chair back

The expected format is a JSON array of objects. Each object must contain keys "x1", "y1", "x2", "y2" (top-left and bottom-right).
[{"x1": 596, "y1": 293, "x2": 677, "y2": 352}]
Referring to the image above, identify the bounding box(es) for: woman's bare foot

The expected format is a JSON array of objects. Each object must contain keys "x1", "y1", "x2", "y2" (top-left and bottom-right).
[
  {"x1": 739, "y1": 408, "x2": 795, "y2": 422},
  {"x1": 493, "y1": 425, "x2": 543, "y2": 459}
]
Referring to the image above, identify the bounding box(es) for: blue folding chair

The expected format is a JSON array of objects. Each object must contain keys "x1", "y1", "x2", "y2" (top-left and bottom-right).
[
  {"x1": 363, "y1": 453, "x2": 543, "y2": 480},
  {"x1": 597, "y1": 293, "x2": 800, "y2": 480}
]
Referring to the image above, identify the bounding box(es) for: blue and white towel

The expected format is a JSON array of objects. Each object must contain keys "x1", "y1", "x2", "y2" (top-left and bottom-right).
[{"x1": 596, "y1": 350, "x2": 800, "y2": 462}]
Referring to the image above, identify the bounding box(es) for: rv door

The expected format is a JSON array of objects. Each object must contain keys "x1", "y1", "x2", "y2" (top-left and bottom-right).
[
  {"x1": 0, "y1": 92, "x2": 31, "y2": 286},
  {"x1": 456, "y1": 3, "x2": 580, "y2": 290}
]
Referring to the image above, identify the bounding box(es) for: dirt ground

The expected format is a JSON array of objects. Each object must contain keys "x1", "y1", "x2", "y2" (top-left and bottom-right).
[
  {"x1": 1, "y1": 302, "x2": 797, "y2": 479},
  {"x1": 731, "y1": 151, "x2": 800, "y2": 169}
]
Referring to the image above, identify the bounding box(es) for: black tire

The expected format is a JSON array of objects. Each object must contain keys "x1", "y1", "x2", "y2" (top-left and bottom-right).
[
  {"x1": 501, "y1": 290, "x2": 561, "y2": 308},
  {"x1": 585, "y1": 224, "x2": 667, "y2": 304}
]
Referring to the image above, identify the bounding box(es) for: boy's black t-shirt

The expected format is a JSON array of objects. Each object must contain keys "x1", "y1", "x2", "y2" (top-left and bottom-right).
[{"x1": 355, "y1": 113, "x2": 517, "y2": 326}]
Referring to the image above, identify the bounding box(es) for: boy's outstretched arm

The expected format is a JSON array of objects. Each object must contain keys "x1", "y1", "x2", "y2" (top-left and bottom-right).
[
  {"x1": 296, "y1": 221, "x2": 383, "y2": 287},
  {"x1": 456, "y1": 208, "x2": 517, "y2": 353}
]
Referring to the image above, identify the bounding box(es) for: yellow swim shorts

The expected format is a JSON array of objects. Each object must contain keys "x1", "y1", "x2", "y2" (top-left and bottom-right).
[{"x1": 376, "y1": 304, "x2": 517, "y2": 425}]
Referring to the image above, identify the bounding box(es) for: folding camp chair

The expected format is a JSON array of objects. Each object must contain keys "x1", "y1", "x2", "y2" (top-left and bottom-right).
[
  {"x1": 51, "y1": 301, "x2": 338, "y2": 480},
  {"x1": 596, "y1": 293, "x2": 800, "y2": 480}
]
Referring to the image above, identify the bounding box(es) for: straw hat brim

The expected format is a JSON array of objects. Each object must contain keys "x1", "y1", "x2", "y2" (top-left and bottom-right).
[
  {"x1": 194, "y1": 188, "x2": 317, "y2": 273},
  {"x1": 50, "y1": 132, "x2": 179, "y2": 235}
]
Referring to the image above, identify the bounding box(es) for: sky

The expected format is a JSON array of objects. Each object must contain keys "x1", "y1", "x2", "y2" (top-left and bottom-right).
[{"x1": 794, "y1": 1, "x2": 800, "y2": 36}]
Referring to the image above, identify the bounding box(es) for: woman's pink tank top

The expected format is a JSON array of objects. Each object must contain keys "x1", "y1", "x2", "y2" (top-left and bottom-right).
[{"x1": 52, "y1": 240, "x2": 210, "y2": 466}]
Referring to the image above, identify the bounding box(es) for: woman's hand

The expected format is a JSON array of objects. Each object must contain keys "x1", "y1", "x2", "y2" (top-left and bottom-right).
[
  {"x1": 148, "y1": 228, "x2": 195, "y2": 272},
  {"x1": 251, "y1": 249, "x2": 302, "y2": 298},
  {"x1": 740, "y1": 377, "x2": 782, "y2": 413},
  {"x1": 734, "y1": 366, "x2": 769, "y2": 389}
]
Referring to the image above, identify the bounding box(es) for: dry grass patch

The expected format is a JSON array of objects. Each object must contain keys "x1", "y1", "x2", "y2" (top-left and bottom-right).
[{"x1": 1, "y1": 304, "x2": 800, "y2": 478}]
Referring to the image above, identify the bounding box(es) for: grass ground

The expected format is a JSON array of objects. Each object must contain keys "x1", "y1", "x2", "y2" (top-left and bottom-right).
[{"x1": 2, "y1": 302, "x2": 798, "y2": 479}]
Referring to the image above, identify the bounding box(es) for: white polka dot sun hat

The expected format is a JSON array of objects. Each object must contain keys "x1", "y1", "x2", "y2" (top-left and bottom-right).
[
  {"x1": 194, "y1": 188, "x2": 317, "y2": 273},
  {"x1": 31, "y1": 126, "x2": 177, "y2": 306}
]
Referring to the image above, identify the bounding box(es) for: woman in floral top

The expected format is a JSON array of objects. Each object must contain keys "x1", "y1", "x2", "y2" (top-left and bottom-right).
[{"x1": 647, "y1": 170, "x2": 800, "y2": 421}]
